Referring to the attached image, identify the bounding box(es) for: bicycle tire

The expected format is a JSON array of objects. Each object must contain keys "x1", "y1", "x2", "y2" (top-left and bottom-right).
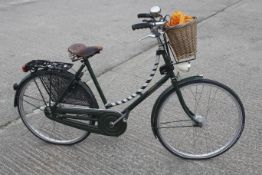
[
  {"x1": 153, "y1": 78, "x2": 245, "y2": 159},
  {"x1": 16, "y1": 70, "x2": 98, "y2": 145}
]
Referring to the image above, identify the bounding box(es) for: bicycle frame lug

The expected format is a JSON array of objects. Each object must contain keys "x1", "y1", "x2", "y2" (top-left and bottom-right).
[
  {"x1": 156, "y1": 49, "x2": 165, "y2": 56},
  {"x1": 159, "y1": 64, "x2": 174, "y2": 75}
]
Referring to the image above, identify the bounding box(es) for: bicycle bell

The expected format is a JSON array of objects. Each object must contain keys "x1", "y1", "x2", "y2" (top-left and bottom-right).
[{"x1": 150, "y1": 6, "x2": 161, "y2": 17}]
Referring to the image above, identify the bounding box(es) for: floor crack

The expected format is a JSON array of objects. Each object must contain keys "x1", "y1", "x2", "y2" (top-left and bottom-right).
[
  {"x1": 94, "y1": 0, "x2": 245, "y2": 80},
  {"x1": 0, "y1": 116, "x2": 20, "y2": 131},
  {"x1": 198, "y1": 0, "x2": 244, "y2": 23}
]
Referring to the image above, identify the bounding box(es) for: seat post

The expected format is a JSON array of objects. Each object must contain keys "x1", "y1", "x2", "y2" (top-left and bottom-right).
[{"x1": 84, "y1": 59, "x2": 108, "y2": 105}]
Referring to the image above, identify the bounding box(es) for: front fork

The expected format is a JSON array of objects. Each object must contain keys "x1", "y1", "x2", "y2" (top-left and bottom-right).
[
  {"x1": 158, "y1": 48, "x2": 202, "y2": 127},
  {"x1": 171, "y1": 77, "x2": 202, "y2": 127}
]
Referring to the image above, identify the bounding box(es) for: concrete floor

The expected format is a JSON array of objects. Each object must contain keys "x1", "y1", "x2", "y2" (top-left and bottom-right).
[{"x1": 0, "y1": 0, "x2": 261, "y2": 174}]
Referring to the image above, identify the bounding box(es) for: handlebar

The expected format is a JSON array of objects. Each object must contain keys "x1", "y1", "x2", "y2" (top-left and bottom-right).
[
  {"x1": 132, "y1": 11, "x2": 167, "y2": 40},
  {"x1": 132, "y1": 23, "x2": 152, "y2": 30},
  {"x1": 137, "y1": 13, "x2": 154, "y2": 18},
  {"x1": 133, "y1": 11, "x2": 167, "y2": 30}
]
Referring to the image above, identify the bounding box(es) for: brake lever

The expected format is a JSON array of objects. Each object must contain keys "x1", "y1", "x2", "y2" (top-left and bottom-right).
[{"x1": 138, "y1": 34, "x2": 156, "y2": 41}]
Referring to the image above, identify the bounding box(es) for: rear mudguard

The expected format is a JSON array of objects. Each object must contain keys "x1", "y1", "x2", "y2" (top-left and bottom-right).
[
  {"x1": 13, "y1": 73, "x2": 32, "y2": 107},
  {"x1": 151, "y1": 75, "x2": 203, "y2": 138},
  {"x1": 13, "y1": 70, "x2": 98, "y2": 108}
]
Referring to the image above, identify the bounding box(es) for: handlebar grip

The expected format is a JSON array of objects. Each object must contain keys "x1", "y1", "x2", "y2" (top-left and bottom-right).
[
  {"x1": 132, "y1": 23, "x2": 151, "y2": 30},
  {"x1": 137, "y1": 13, "x2": 153, "y2": 18}
]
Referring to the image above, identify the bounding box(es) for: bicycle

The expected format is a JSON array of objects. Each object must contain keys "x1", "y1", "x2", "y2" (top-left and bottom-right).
[{"x1": 13, "y1": 6, "x2": 245, "y2": 160}]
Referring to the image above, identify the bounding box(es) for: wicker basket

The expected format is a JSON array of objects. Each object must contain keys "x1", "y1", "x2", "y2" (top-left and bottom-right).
[{"x1": 165, "y1": 17, "x2": 197, "y2": 62}]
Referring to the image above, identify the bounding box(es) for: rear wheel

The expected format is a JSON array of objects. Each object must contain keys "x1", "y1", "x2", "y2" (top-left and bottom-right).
[
  {"x1": 154, "y1": 79, "x2": 245, "y2": 159},
  {"x1": 17, "y1": 70, "x2": 98, "y2": 145}
]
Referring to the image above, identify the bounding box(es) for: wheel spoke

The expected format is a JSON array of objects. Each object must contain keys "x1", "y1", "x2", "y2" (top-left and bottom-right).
[
  {"x1": 158, "y1": 125, "x2": 195, "y2": 129},
  {"x1": 18, "y1": 72, "x2": 92, "y2": 145},
  {"x1": 24, "y1": 94, "x2": 43, "y2": 102},
  {"x1": 23, "y1": 99, "x2": 41, "y2": 109},
  {"x1": 160, "y1": 119, "x2": 192, "y2": 125},
  {"x1": 156, "y1": 79, "x2": 244, "y2": 159},
  {"x1": 159, "y1": 119, "x2": 195, "y2": 128},
  {"x1": 33, "y1": 78, "x2": 48, "y2": 107}
]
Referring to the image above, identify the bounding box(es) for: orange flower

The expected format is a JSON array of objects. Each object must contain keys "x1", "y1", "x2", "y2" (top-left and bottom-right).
[{"x1": 167, "y1": 11, "x2": 193, "y2": 27}]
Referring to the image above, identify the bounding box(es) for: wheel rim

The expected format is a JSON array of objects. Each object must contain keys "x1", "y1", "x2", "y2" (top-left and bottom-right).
[
  {"x1": 18, "y1": 74, "x2": 89, "y2": 144},
  {"x1": 156, "y1": 81, "x2": 244, "y2": 159}
]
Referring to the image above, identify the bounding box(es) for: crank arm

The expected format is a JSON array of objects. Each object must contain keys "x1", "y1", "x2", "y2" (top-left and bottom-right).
[{"x1": 110, "y1": 112, "x2": 129, "y2": 127}]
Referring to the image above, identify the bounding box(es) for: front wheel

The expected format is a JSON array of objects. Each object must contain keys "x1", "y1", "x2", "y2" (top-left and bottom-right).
[{"x1": 153, "y1": 79, "x2": 245, "y2": 159}]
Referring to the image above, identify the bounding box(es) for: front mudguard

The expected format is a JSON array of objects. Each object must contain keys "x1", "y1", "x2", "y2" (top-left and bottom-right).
[{"x1": 151, "y1": 75, "x2": 203, "y2": 138}]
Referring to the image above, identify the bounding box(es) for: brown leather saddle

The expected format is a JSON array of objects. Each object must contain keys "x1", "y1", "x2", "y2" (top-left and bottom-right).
[{"x1": 68, "y1": 43, "x2": 103, "y2": 61}]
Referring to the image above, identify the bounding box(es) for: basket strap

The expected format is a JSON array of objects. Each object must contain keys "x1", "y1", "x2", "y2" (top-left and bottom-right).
[{"x1": 105, "y1": 55, "x2": 160, "y2": 108}]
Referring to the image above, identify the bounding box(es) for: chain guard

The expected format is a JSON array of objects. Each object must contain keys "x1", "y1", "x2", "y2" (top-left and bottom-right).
[
  {"x1": 46, "y1": 106, "x2": 127, "y2": 136},
  {"x1": 98, "y1": 113, "x2": 127, "y2": 136}
]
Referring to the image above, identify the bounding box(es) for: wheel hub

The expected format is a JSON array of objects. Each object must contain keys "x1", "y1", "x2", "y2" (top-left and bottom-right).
[
  {"x1": 44, "y1": 106, "x2": 55, "y2": 119},
  {"x1": 194, "y1": 115, "x2": 206, "y2": 127}
]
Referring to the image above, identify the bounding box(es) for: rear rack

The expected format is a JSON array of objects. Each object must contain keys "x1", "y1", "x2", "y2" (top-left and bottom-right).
[{"x1": 23, "y1": 60, "x2": 73, "y2": 72}]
